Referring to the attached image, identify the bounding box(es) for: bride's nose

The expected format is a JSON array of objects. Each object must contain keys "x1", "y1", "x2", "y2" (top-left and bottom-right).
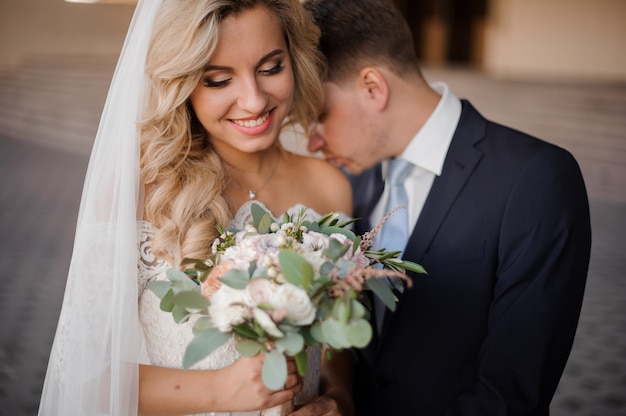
[{"x1": 237, "y1": 77, "x2": 268, "y2": 114}]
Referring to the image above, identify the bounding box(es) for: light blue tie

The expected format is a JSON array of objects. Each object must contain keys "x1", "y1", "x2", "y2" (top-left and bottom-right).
[
  {"x1": 375, "y1": 158, "x2": 413, "y2": 332},
  {"x1": 379, "y1": 158, "x2": 413, "y2": 257}
]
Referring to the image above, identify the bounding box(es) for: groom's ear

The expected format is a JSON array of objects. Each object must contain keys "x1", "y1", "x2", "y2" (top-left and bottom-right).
[{"x1": 358, "y1": 67, "x2": 389, "y2": 111}]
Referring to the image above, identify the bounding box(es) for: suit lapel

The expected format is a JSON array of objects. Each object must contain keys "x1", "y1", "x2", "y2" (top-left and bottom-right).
[
  {"x1": 350, "y1": 164, "x2": 384, "y2": 235},
  {"x1": 379, "y1": 100, "x2": 486, "y2": 338}
]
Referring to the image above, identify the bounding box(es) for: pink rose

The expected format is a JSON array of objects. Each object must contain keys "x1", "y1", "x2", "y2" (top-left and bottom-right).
[{"x1": 200, "y1": 261, "x2": 234, "y2": 299}]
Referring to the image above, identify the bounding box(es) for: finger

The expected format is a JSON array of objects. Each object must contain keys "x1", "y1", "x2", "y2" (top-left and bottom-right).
[
  {"x1": 284, "y1": 373, "x2": 303, "y2": 389},
  {"x1": 291, "y1": 377, "x2": 303, "y2": 395},
  {"x1": 286, "y1": 359, "x2": 298, "y2": 374}
]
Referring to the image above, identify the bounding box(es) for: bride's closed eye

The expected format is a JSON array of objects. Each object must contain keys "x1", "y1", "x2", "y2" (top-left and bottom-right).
[
  {"x1": 260, "y1": 61, "x2": 285, "y2": 76},
  {"x1": 202, "y1": 76, "x2": 231, "y2": 88},
  {"x1": 201, "y1": 60, "x2": 285, "y2": 89}
]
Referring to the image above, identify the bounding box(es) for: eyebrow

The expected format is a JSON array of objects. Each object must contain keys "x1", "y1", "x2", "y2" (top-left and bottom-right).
[{"x1": 203, "y1": 49, "x2": 286, "y2": 72}]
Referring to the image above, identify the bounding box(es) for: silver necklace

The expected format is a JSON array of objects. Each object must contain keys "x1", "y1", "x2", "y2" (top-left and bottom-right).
[{"x1": 228, "y1": 156, "x2": 280, "y2": 200}]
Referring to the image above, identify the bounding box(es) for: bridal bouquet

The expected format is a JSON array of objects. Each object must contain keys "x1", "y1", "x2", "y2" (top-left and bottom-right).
[{"x1": 148, "y1": 203, "x2": 425, "y2": 391}]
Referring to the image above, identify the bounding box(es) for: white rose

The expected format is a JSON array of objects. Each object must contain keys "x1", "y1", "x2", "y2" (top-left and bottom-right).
[
  {"x1": 271, "y1": 283, "x2": 316, "y2": 326},
  {"x1": 255, "y1": 233, "x2": 282, "y2": 254},
  {"x1": 208, "y1": 285, "x2": 250, "y2": 332},
  {"x1": 300, "y1": 250, "x2": 327, "y2": 278},
  {"x1": 245, "y1": 277, "x2": 278, "y2": 307},
  {"x1": 301, "y1": 231, "x2": 331, "y2": 251},
  {"x1": 224, "y1": 233, "x2": 283, "y2": 268}
]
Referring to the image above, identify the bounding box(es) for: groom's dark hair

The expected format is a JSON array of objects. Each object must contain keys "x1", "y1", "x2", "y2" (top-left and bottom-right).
[{"x1": 302, "y1": 0, "x2": 421, "y2": 82}]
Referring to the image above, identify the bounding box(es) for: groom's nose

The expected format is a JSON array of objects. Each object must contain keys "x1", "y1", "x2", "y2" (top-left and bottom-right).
[{"x1": 307, "y1": 129, "x2": 325, "y2": 154}]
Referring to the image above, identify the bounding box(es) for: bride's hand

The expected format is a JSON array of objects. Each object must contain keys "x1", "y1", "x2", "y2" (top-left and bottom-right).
[{"x1": 215, "y1": 353, "x2": 302, "y2": 411}]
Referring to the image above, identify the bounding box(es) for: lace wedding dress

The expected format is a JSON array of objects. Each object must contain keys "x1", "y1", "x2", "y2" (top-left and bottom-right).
[{"x1": 137, "y1": 201, "x2": 323, "y2": 416}]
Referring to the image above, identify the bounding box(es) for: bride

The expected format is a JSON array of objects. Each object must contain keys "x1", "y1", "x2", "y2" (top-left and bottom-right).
[{"x1": 38, "y1": 0, "x2": 352, "y2": 415}]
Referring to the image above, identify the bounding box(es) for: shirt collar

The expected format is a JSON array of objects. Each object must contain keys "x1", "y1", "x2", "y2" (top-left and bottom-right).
[{"x1": 399, "y1": 82, "x2": 461, "y2": 176}]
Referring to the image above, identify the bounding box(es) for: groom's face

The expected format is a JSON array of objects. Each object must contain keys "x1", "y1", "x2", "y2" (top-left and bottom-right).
[{"x1": 307, "y1": 80, "x2": 382, "y2": 175}]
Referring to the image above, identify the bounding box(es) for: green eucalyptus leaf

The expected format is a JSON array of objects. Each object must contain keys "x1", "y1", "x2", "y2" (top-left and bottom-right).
[
  {"x1": 147, "y1": 281, "x2": 172, "y2": 299},
  {"x1": 159, "y1": 289, "x2": 175, "y2": 312},
  {"x1": 232, "y1": 323, "x2": 262, "y2": 339},
  {"x1": 183, "y1": 269, "x2": 200, "y2": 280},
  {"x1": 166, "y1": 268, "x2": 190, "y2": 282},
  {"x1": 307, "y1": 222, "x2": 321, "y2": 232},
  {"x1": 320, "y1": 226, "x2": 356, "y2": 240},
  {"x1": 315, "y1": 212, "x2": 337, "y2": 226},
  {"x1": 323, "y1": 238, "x2": 350, "y2": 262},
  {"x1": 251, "y1": 203, "x2": 271, "y2": 228},
  {"x1": 300, "y1": 326, "x2": 320, "y2": 348},
  {"x1": 352, "y1": 235, "x2": 362, "y2": 255},
  {"x1": 294, "y1": 349, "x2": 308, "y2": 377},
  {"x1": 310, "y1": 321, "x2": 325, "y2": 343},
  {"x1": 172, "y1": 280, "x2": 200, "y2": 294},
  {"x1": 332, "y1": 299, "x2": 350, "y2": 323},
  {"x1": 275, "y1": 332, "x2": 305, "y2": 356},
  {"x1": 183, "y1": 329, "x2": 230, "y2": 369},
  {"x1": 248, "y1": 260, "x2": 258, "y2": 276},
  {"x1": 377, "y1": 250, "x2": 402, "y2": 262},
  {"x1": 319, "y1": 262, "x2": 336, "y2": 278},
  {"x1": 172, "y1": 304, "x2": 190, "y2": 323},
  {"x1": 310, "y1": 277, "x2": 334, "y2": 297},
  {"x1": 345, "y1": 319, "x2": 373, "y2": 348},
  {"x1": 192, "y1": 316, "x2": 214, "y2": 334},
  {"x1": 257, "y1": 213, "x2": 273, "y2": 234},
  {"x1": 171, "y1": 290, "x2": 210, "y2": 313},
  {"x1": 321, "y1": 319, "x2": 351, "y2": 349},
  {"x1": 262, "y1": 349, "x2": 287, "y2": 390},
  {"x1": 279, "y1": 250, "x2": 313, "y2": 290},
  {"x1": 350, "y1": 299, "x2": 367, "y2": 319},
  {"x1": 367, "y1": 277, "x2": 397, "y2": 312},
  {"x1": 181, "y1": 257, "x2": 212, "y2": 272},
  {"x1": 219, "y1": 269, "x2": 250, "y2": 289},
  {"x1": 399, "y1": 260, "x2": 428, "y2": 275},
  {"x1": 236, "y1": 339, "x2": 263, "y2": 357},
  {"x1": 335, "y1": 218, "x2": 358, "y2": 229},
  {"x1": 252, "y1": 266, "x2": 269, "y2": 279},
  {"x1": 166, "y1": 269, "x2": 198, "y2": 291}
]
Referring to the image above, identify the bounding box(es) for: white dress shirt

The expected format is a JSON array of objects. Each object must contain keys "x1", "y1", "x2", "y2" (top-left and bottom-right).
[{"x1": 371, "y1": 82, "x2": 462, "y2": 250}]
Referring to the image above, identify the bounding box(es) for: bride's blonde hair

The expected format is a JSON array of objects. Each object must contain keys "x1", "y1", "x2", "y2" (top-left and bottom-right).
[{"x1": 140, "y1": 0, "x2": 324, "y2": 266}]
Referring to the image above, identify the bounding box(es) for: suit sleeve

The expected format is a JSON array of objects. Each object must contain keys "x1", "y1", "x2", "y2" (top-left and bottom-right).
[{"x1": 445, "y1": 147, "x2": 592, "y2": 415}]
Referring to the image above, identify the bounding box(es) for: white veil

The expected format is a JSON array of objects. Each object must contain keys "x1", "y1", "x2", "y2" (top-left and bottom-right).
[{"x1": 38, "y1": 0, "x2": 163, "y2": 414}]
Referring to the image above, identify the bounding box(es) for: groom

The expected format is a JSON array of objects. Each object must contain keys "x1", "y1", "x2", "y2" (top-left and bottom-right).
[{"x1": 298, "y1": 0, "x2": 592, "y2": 415}]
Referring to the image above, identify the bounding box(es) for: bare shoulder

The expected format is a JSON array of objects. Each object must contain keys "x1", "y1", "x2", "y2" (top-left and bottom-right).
[{"x1": 285, "y1": 153, "x2": 353, "y2": 216}]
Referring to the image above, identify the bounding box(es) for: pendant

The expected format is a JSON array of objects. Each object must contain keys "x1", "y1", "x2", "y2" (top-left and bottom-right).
[{"x1": 248, "y1": 190, "x2": 257, "y2": 199}]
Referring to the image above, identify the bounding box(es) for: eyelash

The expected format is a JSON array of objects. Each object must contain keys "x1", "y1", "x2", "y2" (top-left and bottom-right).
[
  {"x1": 261, "y1": 62, "x2": 284, "y2": 76},
  {"x1": 202, "y1": 62, "x2": 285, "y2": 89}
]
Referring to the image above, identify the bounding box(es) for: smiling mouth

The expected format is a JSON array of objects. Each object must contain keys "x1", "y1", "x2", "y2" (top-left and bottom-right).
[{"x1": 231, "y1": 111, "x2": 270, "y2": 128}]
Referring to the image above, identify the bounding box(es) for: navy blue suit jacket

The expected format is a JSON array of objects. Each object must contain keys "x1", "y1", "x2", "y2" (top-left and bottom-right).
[{"x1": 350, "y1": 100, "x2": 591, "y2": 415}]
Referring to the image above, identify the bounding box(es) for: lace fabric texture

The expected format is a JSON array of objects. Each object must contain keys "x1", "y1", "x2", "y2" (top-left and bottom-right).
[{"x1": 137, "y1": 201, "x2": 327, "y2": 416}]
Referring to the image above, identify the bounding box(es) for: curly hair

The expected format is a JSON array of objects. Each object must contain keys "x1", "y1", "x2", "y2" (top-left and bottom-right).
[{"x1": 140, "y1": 0, "x2": 324, "y2": 267}]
